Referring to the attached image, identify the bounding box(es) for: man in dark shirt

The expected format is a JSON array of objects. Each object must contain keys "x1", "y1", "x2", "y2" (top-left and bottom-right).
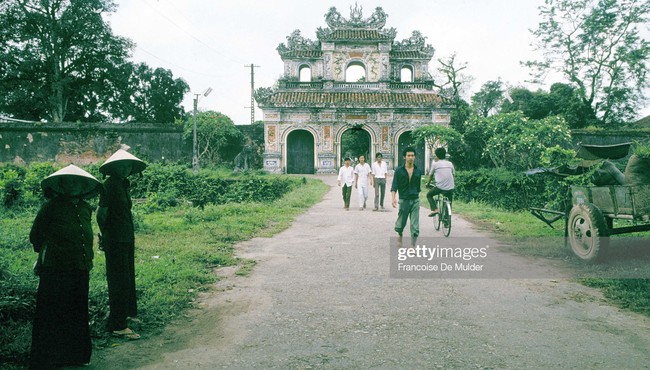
[{"x1": 391, "y1": 147, "x2": 423, "y2": 247}]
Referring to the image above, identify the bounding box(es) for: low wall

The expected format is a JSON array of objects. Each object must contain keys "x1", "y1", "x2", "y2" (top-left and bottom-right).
[
  {"x1": 572, "y1": 129, "x2": 650, "y2": 146},
  {"x1": 0, "y1": 121, "x2": 188, "y2": 165}
]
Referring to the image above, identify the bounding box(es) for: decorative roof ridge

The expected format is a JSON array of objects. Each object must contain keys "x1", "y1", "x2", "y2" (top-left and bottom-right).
[
  {"x1": 316, "y1": 3, "x2": 397, "y2": 40},
  {"x1": 392, "y1": 31, "x2": 435, "y2": 58},
  {"x1": 277, "y1": 30, "x2": 320, "y2": 56}
]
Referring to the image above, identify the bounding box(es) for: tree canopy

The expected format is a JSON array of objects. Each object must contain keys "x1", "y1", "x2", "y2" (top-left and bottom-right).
[
  {"x1": 525, "y1": 0, "x2": 650, "y2": 125},
  {"x1": 183, "y1": 111, "x2": 244, "y2": 166},
  {"x1": 0, "y1": 0, "x2": 189, "y2": 123},
  {"x1": 0, "y1": 0, "x2": 132, "y2": 122}
]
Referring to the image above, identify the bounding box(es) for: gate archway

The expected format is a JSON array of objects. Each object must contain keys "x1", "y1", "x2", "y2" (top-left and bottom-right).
[
  {"x1": 286, "y1": 129, "x2": 315, "y2": 174},
  {"x1": 340, "y1": 127, "x2": 371, "y2": 165},
  {"x1": 397, "y1": 131, "x2": 425, "y2": 170}
]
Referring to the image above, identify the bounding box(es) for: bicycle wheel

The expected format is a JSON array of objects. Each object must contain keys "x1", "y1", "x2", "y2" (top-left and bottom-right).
[
  {"x1": 441, "y1": 199, "x2": 452, "y2": 237},
  {"x1": 432, "y1": 196, "x2": 441, "y2": 230}
]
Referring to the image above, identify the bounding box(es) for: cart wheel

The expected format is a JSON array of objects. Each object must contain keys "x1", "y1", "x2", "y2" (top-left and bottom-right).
[{"x1": 567, "y1": 203, "x2": 609, "y2": 263}]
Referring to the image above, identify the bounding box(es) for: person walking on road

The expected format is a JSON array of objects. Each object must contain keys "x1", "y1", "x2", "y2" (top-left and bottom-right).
[
  {"x1": 337, "y1": 157, "x2": 354, "y2": 210},
  {"x1": 354, "y1": 155, "x2": 372, "y2": 210},
  {"x1": 97, "y1": 149, "x2": 147, "y2": 340},
  {"x1": 391, "y1": 147, "x2": 423, "y2": 247},
  {"x1": 371, "y1": 153, "x2": 388, "y2": 211}
]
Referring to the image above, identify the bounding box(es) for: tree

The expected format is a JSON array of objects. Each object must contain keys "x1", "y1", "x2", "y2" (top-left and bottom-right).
[
  {"x1": 432, "y1": 53, "x2": 474, "y2": 132},
  {"x1": 412, "y1": 125, "x2": 463, "y2": 159},
  {"x1": 525, "y1": 0, "x2": 650, "y2": 125},
  {"x1": 183, "y1": 111, "x2": 244, "y2": 166},
  {"x1": 0, "y1": 0, "x2": 134, "y2": 122},
  {"x1": 471, "y1": 79, "x2": 504, "y2": 117},
  {"x1": 500, "y1": 83, "x2": 597, "y2": 128},
  {"x1": 500, "y1": 87, "x2": 553, "y2": 120},
  {"x1": 125, "y1": 63, "x2": 190, "y2": 123},
  {"x1": 466, "y1": 112, "x2": 572, "y2": 171}
]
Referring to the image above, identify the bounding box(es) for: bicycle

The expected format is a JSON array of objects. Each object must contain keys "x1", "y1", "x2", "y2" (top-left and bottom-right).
[{"x1": 428, "y1": 186, "x2": 452, "y2": 237}]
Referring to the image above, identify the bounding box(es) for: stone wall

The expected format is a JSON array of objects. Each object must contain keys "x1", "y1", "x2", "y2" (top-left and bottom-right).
[
  {"x1": 572, "y1": 129, "x2": 650, "y2": 146},
  {"x1": 0, "y1": 121, "x2": 188, "y2": 165}
]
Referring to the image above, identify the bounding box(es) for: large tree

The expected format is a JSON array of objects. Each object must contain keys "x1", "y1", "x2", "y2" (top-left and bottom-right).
[
  {"x1": 525, "y1": 0, "x2": 650, "y2": 125},
  {"x1": 500, "y1": 83, "x2": 598, "y2": 128},
  {"x1": 471, "y1": 80, "x2": 504, "y2": 118},
  {"x1": 124, "y1": 63, "x2": 190, "y2": 123},
  {"x1": 0, "y1": 0, "x2": 133, "y2": 122}
]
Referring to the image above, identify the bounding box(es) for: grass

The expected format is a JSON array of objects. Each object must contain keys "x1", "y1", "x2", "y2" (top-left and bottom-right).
[
  {"x1": 0, "y1": 176, "x2": 329, "y2": 369},
  {"x1": 449, "y1": 199, "x2": 650, "y2": 317}
]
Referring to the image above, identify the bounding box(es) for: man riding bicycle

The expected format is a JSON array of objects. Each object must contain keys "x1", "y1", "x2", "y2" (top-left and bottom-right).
[{"x1": 426, "y1": 147, "x2": 455, "y2": 217}]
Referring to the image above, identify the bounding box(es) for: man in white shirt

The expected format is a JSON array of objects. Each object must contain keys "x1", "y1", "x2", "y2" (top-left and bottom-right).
[
  {"x1": 337, "y1": 157, "x2": 355, "y2": 210},
  {"x1": 425, "y1": 147, "x2": 455, "y2": 217},
  {"x1": 354, "y1": 155, "x2": 372, "y2": 210},
  {"x1": 370, "y1": 153, "x2": 388, "y2": 211}
]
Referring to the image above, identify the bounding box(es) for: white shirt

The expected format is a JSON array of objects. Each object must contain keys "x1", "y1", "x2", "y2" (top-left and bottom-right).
[
  {"x1": 371, "y1": 160, "x2": 388, "y2": 179},
  {"x1": 429, "y1": 159, "x2": 455, "y2": 190},
  {"x1": 338, "y1": 165, "x2": 355, "y2": 186},
  {"x1": 354, "y1": 163, "x2": 372, "y2": 185}
]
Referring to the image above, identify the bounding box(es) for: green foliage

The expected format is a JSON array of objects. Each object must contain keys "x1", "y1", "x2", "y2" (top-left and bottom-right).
[
  {"x1": 183, "y1": 111, "x2": 244, "y2": 165},
  {"x1": 525, "y1": 0, "x2": 650, "y2": 126},
  {"x1": 453, "y1": 168, "x2": 550, "y2": 210},
  {"x1": 471, "y1": 79, "x2": 504, "y2": 117},
  {"x1": 341, "y1": 127, "x2": 371, "y2": 162},
  {"x1": 465, "y1": 112, "x2": 572, "y2": 171},
  {"x1": 0, "y1": 0, "x2": 133, "y2": 122},
  {"x1": 412, "y1": 125, "x2": 463, "y2": 151},
  {"x1": 580, "y1": 279, "x2": 650, "y2": 316},
  {"x1": 500, "y1": 83, "x2": 598, "y2": 128},
  {"x1": 123, "y1": 63, "x2": 190, "y2": 123},
  {"x1": 632, "y1": 141, "x2": 650, "y2": 159},
  {"x1": 0, "y1": 172, "x2": 328, "y2": 368},
  {"x1": 130, "y1": 163, "x2": 299, "y2": 210},
  {"x1": 412, "y1": 124, "x2": 468, "y2": 167}
]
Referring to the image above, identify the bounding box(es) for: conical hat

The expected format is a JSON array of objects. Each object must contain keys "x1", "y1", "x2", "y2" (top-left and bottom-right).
[
  {"x1": 41, "y1": 164, "x2": 102, "y2": 198},
  {"x1": 99, "y1": 149, "x2": 147, "y2": 176}
]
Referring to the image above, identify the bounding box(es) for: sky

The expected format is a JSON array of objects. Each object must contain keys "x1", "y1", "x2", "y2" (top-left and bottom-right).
[{"x1": 108, "y1": 0, "x2": 650, "y2": 125}]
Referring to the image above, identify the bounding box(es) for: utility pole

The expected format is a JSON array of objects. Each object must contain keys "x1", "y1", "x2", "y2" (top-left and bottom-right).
[
  {"x1": 192, "y1": 87, "x2": 212, "y2": 174},
  {"x1": 245, "y1": 63, "x2": 260, "y2": 124}
]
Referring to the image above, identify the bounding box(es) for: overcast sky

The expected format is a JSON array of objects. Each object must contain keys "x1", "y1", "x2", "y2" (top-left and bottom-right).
[{"x1": 108, "y1": 0, "x2": 649, "y2": 125}]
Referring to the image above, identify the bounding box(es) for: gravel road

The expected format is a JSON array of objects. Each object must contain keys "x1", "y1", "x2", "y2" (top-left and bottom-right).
[{"x1": 89, "y1": 175, "x2": 650, "y2": 369}]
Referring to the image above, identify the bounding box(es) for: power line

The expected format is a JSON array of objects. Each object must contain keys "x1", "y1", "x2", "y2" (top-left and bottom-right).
[
  {"x1": 138, "y1": 46, "x2": 224, "y2": 78},
  {"x1": 137, "y1": 0, "x2": 245, "y2": 66}
]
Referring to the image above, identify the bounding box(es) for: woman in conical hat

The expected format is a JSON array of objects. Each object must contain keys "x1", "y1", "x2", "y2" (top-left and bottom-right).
[
  {"x1": 29, "y1": 165, "x2": 100, "y2": 368},
  {"x1": 97, "y1": 149, "x2": 145, "y2": 340},
  {"x1": 99, "y1": 149, "x2": 147, "y2": 177}
]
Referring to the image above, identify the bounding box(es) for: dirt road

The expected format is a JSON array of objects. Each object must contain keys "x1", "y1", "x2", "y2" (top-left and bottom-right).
[{"x1": 89, "y1": 175, "x2": 650, "y2": 369}]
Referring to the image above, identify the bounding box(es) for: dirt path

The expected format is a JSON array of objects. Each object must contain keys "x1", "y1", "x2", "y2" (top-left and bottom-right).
[{"x1": 89, "y1": 175, "x2": 650, "y2": 369}]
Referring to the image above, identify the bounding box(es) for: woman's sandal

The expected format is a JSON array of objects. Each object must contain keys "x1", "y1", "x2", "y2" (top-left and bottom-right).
[{"x1": 112, "y1": 328, "x2": 141, "y2": 340}]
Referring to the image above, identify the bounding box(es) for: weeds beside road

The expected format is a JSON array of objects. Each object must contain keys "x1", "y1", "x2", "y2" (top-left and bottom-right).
[{"x1": 0, "y1": 169, "x2": 328, "y2": 369}]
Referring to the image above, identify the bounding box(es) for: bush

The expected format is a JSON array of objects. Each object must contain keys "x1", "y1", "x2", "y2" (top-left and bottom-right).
[
  {"x1": 454, "y1": 168, "x2": 553, "y2": 211},
  {"x1": 1, "y1": 163, "x2": 300, "y2": 214}
]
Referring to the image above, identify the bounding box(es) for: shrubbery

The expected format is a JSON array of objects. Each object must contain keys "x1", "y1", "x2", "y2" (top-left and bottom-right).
[
  {"x1": 454, "y1": 168, "x2": 563, "y2": 211},
  {"x1": 1, "y1": 162, "x2": 301, "y2": 214}
]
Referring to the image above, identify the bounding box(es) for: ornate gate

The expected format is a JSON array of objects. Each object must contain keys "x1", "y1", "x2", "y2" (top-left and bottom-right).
[{"x1": 286, "y1": 130, "x2": 315, "y2": 174}]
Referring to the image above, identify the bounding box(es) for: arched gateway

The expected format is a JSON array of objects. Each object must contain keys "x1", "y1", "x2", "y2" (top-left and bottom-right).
[{"x1": 255, "y1": 4, "x2": 452, "y2": 174}]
